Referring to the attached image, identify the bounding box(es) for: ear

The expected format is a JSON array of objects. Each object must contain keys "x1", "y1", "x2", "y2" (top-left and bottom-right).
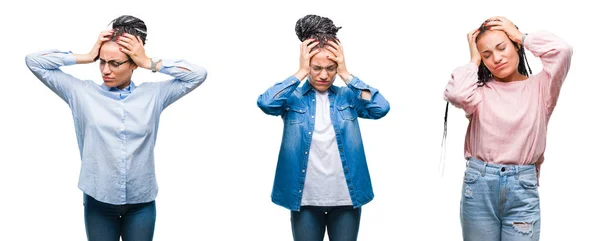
[{"x1": 130, "y1": 63, "x2": 138, "y2": 71}]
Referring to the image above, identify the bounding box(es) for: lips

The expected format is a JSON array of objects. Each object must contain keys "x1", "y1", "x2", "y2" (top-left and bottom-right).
[
  {"x1": 102, "y1": 77, "x2": 114, "y2": 81},
  {"x1": 495, "y1": 62, "x2": 507, "y2": 70}
]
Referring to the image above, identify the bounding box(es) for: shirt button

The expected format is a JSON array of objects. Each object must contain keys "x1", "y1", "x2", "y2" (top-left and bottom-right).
[
  {"x1": 339, "y1": 148, "x2": 343, "y2": 152},
  {"x1": 305, "y1": 151, "x2": 308, "y2": 155},
  {"x1": 311, "y1": 116, "x2": 314, "y2": 118},
  {"x1": 299, "y1": 190, "x2": 302, "y2": 193},
  {"x1": 312, "y1": 99, "x2": 315, "y2": 102},
  {"x1": 308, "y1": 132, "x2": 312, "y2": 135},
  {"x1": 302, "y1": 169, "x2": 305, "y2": 172}
]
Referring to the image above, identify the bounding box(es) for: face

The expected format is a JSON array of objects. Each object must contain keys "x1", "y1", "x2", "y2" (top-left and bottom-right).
[
  {"x1": 308, "y1": 48, "x2": 337, "y2": 92},
  {"x1": 476, "y1": 30, "x2": 520, "y2": 81},
  {"x1": 98, "y1": 41, "x2": 137, "y2": 89}
]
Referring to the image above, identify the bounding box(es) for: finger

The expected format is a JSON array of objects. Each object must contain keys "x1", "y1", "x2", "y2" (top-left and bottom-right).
[
  {"x1": 486, "y1": 16, "x2": 504, "y2": 22},
  {"x1": 119, "y1": 46, "x2": 132, "y2": 55},
  {"x1": 301, "y1": 38, "x2": 316, "y2": 47},
  {"x1": 305, "y1": 41, "x2": 319, "y2": 53},
  {"x1": 327, "y1": 40, "x2": 341, "y2": 50},
  {"x1": 325, "y1": 55, "x2": 340, "y2": 63},
  {"x1": 487, "y1": 25, "x2": 505, "y2": 32},
  {"x1": 117, "y1": 39, "x2": 133, "y2": 49},
  {"x1": 325, "y1": 45, "x2": 340, "y2": 57},
  {"x1": 308, "y1": 48, "x2": 320, "y2": 58}
]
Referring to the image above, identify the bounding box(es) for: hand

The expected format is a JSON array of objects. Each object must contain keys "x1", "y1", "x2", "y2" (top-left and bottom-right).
[
  {"x1": 294, "y1": 38, "x2": 320, "y2": 80},
  {"x1": 483, "y1": 16, "x2": 523, "y2": 45},
  {"x1": 117, "y1": 32, "x2": 151, "y2": 69},
  {"x1": 468, "y1": 28, "x2": 481, "y2": 66},
  {"x1": 76, "y1": 30, "x2": 113, "y2": 64},
  {"x1": 325, "y1": 40, "x2": 351, "y2": 83}
]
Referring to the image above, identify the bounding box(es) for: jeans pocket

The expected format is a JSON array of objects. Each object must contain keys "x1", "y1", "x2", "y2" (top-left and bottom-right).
[
  {"x1": 337, "y1": 104, "x2": 358, "y2": 121},
  {"x1": 284, "y1": 105, "x2": 307, "y2": 125},
  {"x1": 463, "y1": 169, "x2": 480, "y2": 184},
  {"x1": 518, "y1": 172, "x2": 538, "y2": 189}
]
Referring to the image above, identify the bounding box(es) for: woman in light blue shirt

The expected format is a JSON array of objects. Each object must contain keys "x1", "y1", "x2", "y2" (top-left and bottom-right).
[
  {"x1": 25, "y1": 15, "x2": 207, "y2": 241},
  {"x1": 257, "y1": 14, "x2": 389, "y2": 241}
]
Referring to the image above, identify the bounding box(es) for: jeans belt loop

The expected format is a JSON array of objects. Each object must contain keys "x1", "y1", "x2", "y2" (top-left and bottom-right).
[{"x1": 481, "y1": 162, "x2": 487, "y2": 177}]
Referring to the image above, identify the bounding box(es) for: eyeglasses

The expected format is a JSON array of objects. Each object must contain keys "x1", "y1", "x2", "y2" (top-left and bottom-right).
[
  {"x1": 99, "y1": 59, "x2": 131, "y2": 71},
  {"x1": 310, "y1": 65, "x2": 337, "y2": 74}
]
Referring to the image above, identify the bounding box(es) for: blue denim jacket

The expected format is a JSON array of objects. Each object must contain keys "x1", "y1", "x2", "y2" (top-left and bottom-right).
[{"x1": 257, "y1": 75, "x2": 390, "y2": 211}]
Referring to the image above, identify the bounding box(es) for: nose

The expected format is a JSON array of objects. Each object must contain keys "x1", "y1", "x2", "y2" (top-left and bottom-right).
[
  {"x1": 101, "y1": 63, "x2": 112, "y2": 75},
  {"x1": 319, "y1": 69, "x2": 329, "y2": 80},
  {"x1": 492, "y1": 52, "x2": 503, "y2": 64}
]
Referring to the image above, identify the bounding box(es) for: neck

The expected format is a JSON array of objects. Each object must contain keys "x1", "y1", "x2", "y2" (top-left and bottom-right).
[
  {"x1": 496, "y1": 71, "x2": 527, "y2": 83},
  {"x1": 116, "y1": 80, "x2": 131, "y2": 90}
]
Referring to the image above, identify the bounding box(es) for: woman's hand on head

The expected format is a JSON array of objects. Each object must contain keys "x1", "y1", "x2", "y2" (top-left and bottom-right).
[
  {"x1": 483, "y1": 16, "x2": 524, "y2": 45},
  {"x1": 79, "y1": 30, "x2": 113, "y2": 64},
  {"x1": 294, "y1": 38, "x2": 320, "y2": 80},
  {"x1": 325, "y1": 40, "x2": 351, "y2": 81},
  {"x1": 117, "y1": 32, "x2": 151, "y2": 69},
  {"x1": 468, "y1": 28, "x2": 481, "y2": 66}
]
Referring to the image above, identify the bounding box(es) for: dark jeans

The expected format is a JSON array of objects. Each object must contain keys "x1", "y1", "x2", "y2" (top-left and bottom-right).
[
  {"x1": 83, "y1": 194, "x2": 156, "y2": 241},
  {"x1": 291, "y1": 205, "x2": 361, "y2": 241}
]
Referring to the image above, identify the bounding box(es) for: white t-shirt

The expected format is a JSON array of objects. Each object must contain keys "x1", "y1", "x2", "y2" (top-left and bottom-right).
[{"x1": 301, "y1": 90, "x2": 352, "y2": 206}]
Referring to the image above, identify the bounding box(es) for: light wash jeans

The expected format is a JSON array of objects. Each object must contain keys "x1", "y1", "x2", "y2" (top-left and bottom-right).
[{"x1": 461, "y1": 158, "x2": 540, "y2": 241}]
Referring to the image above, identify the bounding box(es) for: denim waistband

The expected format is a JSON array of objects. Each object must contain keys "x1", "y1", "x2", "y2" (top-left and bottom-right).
[{"x1": 466, "y1": 157, "x2": 536, "y2": 177}]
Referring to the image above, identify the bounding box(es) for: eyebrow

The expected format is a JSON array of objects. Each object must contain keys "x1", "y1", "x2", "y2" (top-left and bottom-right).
[
  {"x1": 311, "y1": 64, "x2": 337, "y2": 68},
  {"x1": 98, "y1": 58, "x2": 127, "y2": 62}
]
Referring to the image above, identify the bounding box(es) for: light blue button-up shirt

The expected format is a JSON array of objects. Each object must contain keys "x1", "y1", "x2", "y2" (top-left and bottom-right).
[
  {"x1": 26, "y1": 50, "x2": 207, "y2": 205},
  {"x1": 257, "y1": 76, "x2": 390, "y2": 211}
]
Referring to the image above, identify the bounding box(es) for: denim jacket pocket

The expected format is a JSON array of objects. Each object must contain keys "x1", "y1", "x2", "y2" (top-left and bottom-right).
[
  {"x1": 284, "y1": 105, "x2": 307, "y2": 124},
  {"x1": 337, "y1": 103, "x2": 358, "y2": 121}
]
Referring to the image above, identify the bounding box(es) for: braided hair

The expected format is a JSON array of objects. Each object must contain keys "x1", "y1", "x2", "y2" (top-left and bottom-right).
[
  {"x1": 295, "y1": 14, "x2": 341, "y2": 49},
  {"x1": 94, "y1": 15, "x2": 147, "y2": 62},
  {"x1": 440, "y1": 21, "x2": 533, "y2": 175}
]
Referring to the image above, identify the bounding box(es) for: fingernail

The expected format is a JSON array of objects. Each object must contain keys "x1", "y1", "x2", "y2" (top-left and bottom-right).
[
  {"x1": 326, "y1": 56, "x2": 329, "y2": 58},
  {"x1": 119, "y1": 48, "x2": 122, "y2": 51},
  {"x1": 487, "y1": 27, "x2": 491, "y2": 30}
]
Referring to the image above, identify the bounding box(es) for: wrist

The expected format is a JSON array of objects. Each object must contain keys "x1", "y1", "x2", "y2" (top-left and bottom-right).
[
  {"x1": 338, "y1": 71, "x2": 351, "y2": 82},
  {"x1": 74, "y1": 54, "x2": 95, "y2": 64},
  {"x1": 515, "y1": 33, "x2": 524, "y2": 45},
  {"x1": 294, "y1": 70, "x2": 309, "y2": 80}
]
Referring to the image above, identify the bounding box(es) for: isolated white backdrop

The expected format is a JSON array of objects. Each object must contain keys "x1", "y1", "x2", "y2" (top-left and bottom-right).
[{"x1": 1, "y1": 0, "x2": 597, "y2": 240}]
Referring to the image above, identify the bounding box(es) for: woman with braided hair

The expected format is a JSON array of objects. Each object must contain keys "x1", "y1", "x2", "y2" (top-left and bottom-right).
[
  {"x1": 443, "y1": 16, "x2": 572, "y2": 240},
  {"x1": 257, "y1": 14, "x2": 390, "y2": 241},
  {"x1": 25, "y1": 15, "x2": 207, "y2": 241}
]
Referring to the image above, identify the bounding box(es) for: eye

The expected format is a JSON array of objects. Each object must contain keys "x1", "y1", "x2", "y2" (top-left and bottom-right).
[
  {"x1": 99, "y1": 60, "x2": 106, "y2": 65},
  {"x1": 109, "y1": 61, "x2": 121, "y2": 67},
  {"x1": 327, "y1": 66, "x2": 336, "y2": 72},
  {"x1": 483, "y1": 54, "x2": 491, "y2": 59},
  {"x1": 312, "y1": 66, "x2": 322, "y2": 71}
]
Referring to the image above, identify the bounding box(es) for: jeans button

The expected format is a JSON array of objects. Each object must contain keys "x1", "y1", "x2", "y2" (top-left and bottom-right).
[{"x1": 501, "y1": 167, "x2": 506, "y2": 172}]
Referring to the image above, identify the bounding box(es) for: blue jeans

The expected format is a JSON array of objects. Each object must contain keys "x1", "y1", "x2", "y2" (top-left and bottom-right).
[
  {"x1": 291, "y1": 205, "x2": 361, "y2": 241},
  {"x1": 83, "y1": 194, "x2": 156, "y2": 241},
  {"x1": 461, "y1": 158, "x2": 541, "y2": 241}
]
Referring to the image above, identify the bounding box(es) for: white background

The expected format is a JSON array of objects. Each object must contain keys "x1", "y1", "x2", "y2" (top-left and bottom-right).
[{"x1": 1, "y1": 0, "x2": 598, "y2": 240}]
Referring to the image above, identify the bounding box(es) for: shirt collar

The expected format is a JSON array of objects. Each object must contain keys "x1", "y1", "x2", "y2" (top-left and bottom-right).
[{"x1": 300, "y1": 80, "x2": 338, "y2": 96}]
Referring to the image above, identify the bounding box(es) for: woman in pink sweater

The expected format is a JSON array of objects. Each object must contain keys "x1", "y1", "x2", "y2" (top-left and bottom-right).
[{"x1": 444, "y1": 16, "x2": 572, "y2": 241}]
